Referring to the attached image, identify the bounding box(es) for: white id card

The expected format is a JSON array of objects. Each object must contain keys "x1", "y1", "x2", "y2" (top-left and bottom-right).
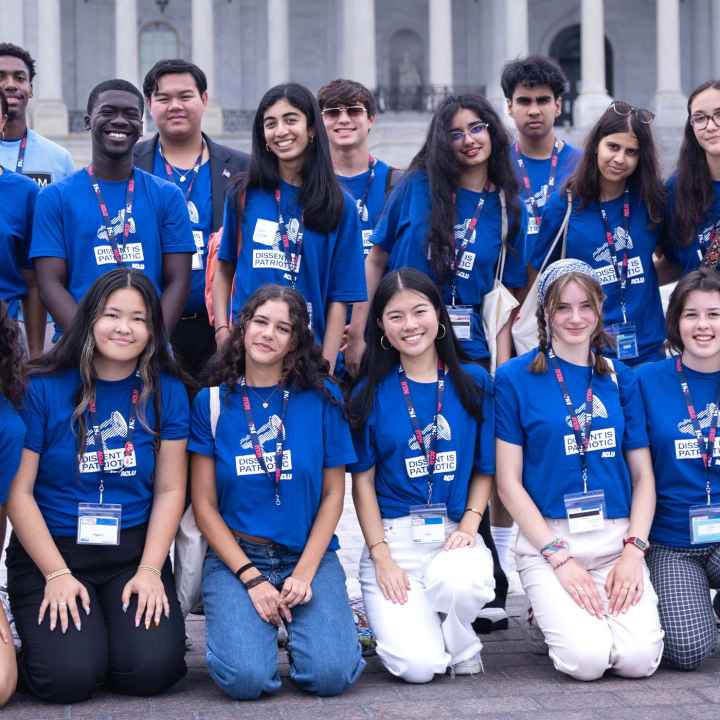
[
  {"x1": 191, "y1": 230, "x2": 205, "y2": 270},
  {"x1": 253, "y1": 218, "x2": 279, "y2": 245},
  {"x1": 448, "y1": 306, "x2": 472, "y2": 340},
  {"x1": 77, "y1": 503, "x2": 122, "y2": 546},
  {"x1": 409, "y1": 503, "x2": 447, "y2": 544},
  {"x1": 563, "y1": 490, "x2": 606, "y2": 534},
  {"x1": 527, "y1": 214, "x2": 540, "y2": 235},
  {"x1": 362, "y1": 229, "x2": 373, "y2": 254},
  {"x1": 689, "y1": 503, "x2": 720, "y2": 544}
]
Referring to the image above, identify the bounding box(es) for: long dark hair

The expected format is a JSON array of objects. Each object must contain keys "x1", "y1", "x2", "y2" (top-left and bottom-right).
[
  {"x1": 673, "y1": 81, "x2": 720, "y2": 247},
  {"x1": 231, "y1": 83, "x2": 344, "y2": 234},
  {"x1": 405, "y1": 94, "x2": 521, "y2": 284},
  {"x1": 350, "y1": 268, "x2": 484, "y2": 429},
  {"x1": 0, "y1": 301, "x2": 24, "y2": 407},
  {"x1": 204, "y1": 284, "x2": 334, "y2": 397},
  {"x1": 666, "y1": 266, "x2": 720, "y2": 353},
  {"x1": 568, "y1": 103, "x2": 665, "y2": 224},
  {"x1": 26, "y1": 269, "x2": 182, "y2": 456}
]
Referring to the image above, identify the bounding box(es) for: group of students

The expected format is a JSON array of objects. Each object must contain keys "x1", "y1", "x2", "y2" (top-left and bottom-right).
[{"x1": 1, "y1": 42, "x2": 720, "y2": 705}]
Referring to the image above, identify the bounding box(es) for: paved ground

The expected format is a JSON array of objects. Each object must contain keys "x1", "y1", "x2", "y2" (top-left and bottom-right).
[{"x1": 3, "y1": 592, "x2": 720, "y2": 720}]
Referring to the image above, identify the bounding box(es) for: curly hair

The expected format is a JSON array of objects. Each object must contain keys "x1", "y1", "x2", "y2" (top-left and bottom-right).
[
  {"x1": 501, "y1": 55, "x2": 567, "y2": 100},
  {"x1": 0, "y1": 301, "x2": 25, "y2": 407},
  {"x1": 204, "y1": 284, "x2": 335, "y2": 399}
]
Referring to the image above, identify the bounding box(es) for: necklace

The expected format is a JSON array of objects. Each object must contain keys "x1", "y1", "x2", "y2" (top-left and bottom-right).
[{"x1": 248, "y1": 385, "x2": 280, "y2": 409}]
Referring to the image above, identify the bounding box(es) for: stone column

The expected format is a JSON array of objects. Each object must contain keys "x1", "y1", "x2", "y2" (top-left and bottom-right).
[
  {"x1": 339, "y1": 0, "x2": 376, "y2": 91},
  {"x1": 192, "y1": 0, "x2": 223, "y2": 134},
  {"x1": 267, "y1": 0, "x2": 290, "y2": 87},
  {"x1": 505, "y1": 0, "x2": 528, "y2": 62},
  {"x1": 115, "y1": 0, "x2": 139, "y2": 87},
  {"x1": 713, "y1": 0, "x2": 720, "y2": 77},
  {"x1": 0, "y1": 0, "x2": 24, "y2": 46},
  {"x1": 573, "y1": 0, "x2": 612, "y2": 128},
  {"x1": 428, "y1": 0, "x2": 453, "y2": 104},
  {"x1": 33, "y1": 0, "x2": 68, "y2": 136},
  {"x1": 655, "y1": 0, "x2": 687, "y2": 126}
]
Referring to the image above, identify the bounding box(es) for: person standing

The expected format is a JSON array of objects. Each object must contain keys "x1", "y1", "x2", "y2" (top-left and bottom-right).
[{"x1": 135, "y1": 59, "x2": 249, "y2": 377}]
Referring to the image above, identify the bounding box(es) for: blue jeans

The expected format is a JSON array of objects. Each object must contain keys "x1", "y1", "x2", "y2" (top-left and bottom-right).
[{"x1": 202, "y1": 539, "x2": 365, "y2": 700}]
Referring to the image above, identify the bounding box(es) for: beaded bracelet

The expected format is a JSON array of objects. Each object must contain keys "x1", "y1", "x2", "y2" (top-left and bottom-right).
[
  {"x1": 540, "y1": 537, "x2": 569, "y2": 562},
  {"x1": 138, "y1": 563, "x2": 162, "y2": 577}
]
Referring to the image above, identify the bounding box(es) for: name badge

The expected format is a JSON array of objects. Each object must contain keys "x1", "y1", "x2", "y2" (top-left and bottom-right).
[
  {"x1": 253, "y1": 218, "x2": 279, "y2": 246},
  {"x1": 77, "y1": 503, "x2": 122, "y2": 546},
  {"x1": 306, "y1": 302, "x2": 313, "y2": 330},
  {"x1": 689, "y1": 503, "x2": 720, "y2": 544},
  {"x1": 448, "y1": 305, "x2": 472, "y2": 340},
  {"x1": 191, "y1": 230, "x2": 205, "y2": 270},
  {"x1": 563, "y1": 489, "x2": 606, "y2": 534},
  {"x1": 362, "y1": 229, "x2": 373, "y2": 255},
  {"x1": 607, "y1": 322, "x2": 639, "y2": 360},
  {"x1": 527, "y1": 214, "x2": 540, "y2": 235},
  {"x1": 409, "y1": 503, "x2": 447, "y2": 544}
]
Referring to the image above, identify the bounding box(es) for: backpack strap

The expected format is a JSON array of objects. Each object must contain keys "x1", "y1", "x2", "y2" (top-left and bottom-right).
[
  {"x1": 495, "y1": 189, "x2": 509, "y2": 283},
  {"x1": 209, "y1": 386, "x2": 221, "y2": 439}
]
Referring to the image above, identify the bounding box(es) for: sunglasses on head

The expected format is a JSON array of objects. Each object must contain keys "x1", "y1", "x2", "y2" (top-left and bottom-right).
[
  {"x1": 609, "y1": 100, "x2": 655, "y2": 125},
  {"x1": 321, "y1": 105, "x2": 367, "y2": 120}
]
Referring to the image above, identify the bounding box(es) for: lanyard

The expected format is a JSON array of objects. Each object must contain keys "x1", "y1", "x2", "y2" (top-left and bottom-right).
[
  {"x1": 275, "y1": 188, "x2": 305, "y2": 290},
  {"x1": 548, "y1": 349, "x2": 594, "y2": 493},
  {"x1": 599, "y1": 188, "x2": 631, "y2": 323},
  {"x1": 14, "y1": 131, "x2": 28, "y2": 173},
  {"x1": 398, "y1": 360, "x2": 446, "y2": 504},
  {"x1": 675, "y1": 356, "x2": 720, "y2": 504},
  {"x1": 239, "y1": 377, "x2": 290, "y2": 506},
  {"x1": 450, "y1": 184, "x2": 489, "y2": 305},
  {"x1": 512, "y1": 140, "x2": 560, "y2": 228},
  {"x1": 159, "y1": 141, "x2": 204, "y2": 204},
  {"x1": 87, "y1": 381, "x2": 139, "y2": 503},
  {"x1": 87, "y1": 165, "x2": 135, "y2": 265},
  {"x1": 354, "y1": 155, "x2": 376, "y2": 223}
]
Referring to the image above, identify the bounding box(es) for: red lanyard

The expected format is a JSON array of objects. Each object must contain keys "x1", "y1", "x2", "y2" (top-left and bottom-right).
[
  {"x1": 274, "y1": 188, "x2": 304, "y2": 290},
  {"x1": 398, "y1": 360, "x2": 446, "y2": 504},
  {"x1": 675, "y1": 356, "x2": 720, "y2": 503},
  {"x1": 14, "y1": 131, "x2": 27, "y2": 173},
  {"x1": 548, "y1": 349, "x2": 594, "y2": 492},
  {"x1": 239, "y1": 377, "x2": 290, "y2": 506},
  {"x1": 449, "y1": 183, "x2": 490, "y2": 305},
  {"x1": 513, "y1": 140, "x2": 560, "y2": 227},
  {"x1": 87, "y1": 165, "x2": 135, "y2": 265},
  {"x1": 159, "y1": 141, "x2": 204, "y2": 203},
  {"x1": 599, "y1": 188, "x2": 631, "y2": 323}
]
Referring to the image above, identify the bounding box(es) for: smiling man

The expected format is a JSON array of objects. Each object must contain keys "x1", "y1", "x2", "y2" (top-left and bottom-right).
[
  {"x1": 134, "y1": 59, "x2": 248, "y2": 376},
  {"x1": 0, "y1": 43, "x2": 74, "y2": 187},
  {"x1": 30, "y1": 79, "x2": 195, "y2": 334}
]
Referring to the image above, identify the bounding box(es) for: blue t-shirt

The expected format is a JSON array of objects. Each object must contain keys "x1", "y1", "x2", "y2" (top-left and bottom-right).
[
  {"x1": 30, "y1": 167, "x2": 195, "y2": 304},
  {"x1": 495, "y1": 350, "x2": 648, "y2": 518},
  {"x1": 512, "y1": 142, "x2": 582, "y2": 237},
  {"x1": 373, "y1": 170, "x2": 528, "y2": 361},
  {"x1": 530, "y1": 189, "x2": 665, "y2": 364},
  {"x1": 21, "y1": 369, "x2": 189, "y2": 536},
  {"x1": 219, "y1": 182, "x2": 367, "y2": 344},
  {"x1": 337, "y1": 159, "x2": 393, "y2": 256},
  {"x1": 188, "y1": 381, "x2": 356, "y2": 552},
  {"x1": 0, "y1": 129, "x2": 75, "y2": 188},
  {"x1": 349, "y1": 363, "x2": 495, "y2": 521},
  {"x1": 637, "y1": 357, "x2": 720, "y2": 548},
  {"x1": 0, "y1": 168, "x2": 39, "y2": 308},
  {"x1": 662, "y1": 175, "x2": 720, "y2": 274},
  {"x1": 152, "y1": 147, "x2": 212, "y2": 314},
  {"x1": 0, "y1": 395, "x2": 25, "y2": 505}
]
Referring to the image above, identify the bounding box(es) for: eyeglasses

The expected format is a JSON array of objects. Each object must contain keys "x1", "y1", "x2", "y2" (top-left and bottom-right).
[
  {"x1": 449, "y1": 121, "x2": 489, "y2": 144},
  {"x1": 689, "y1": 109, "x2": 720, "y2": 131},
  {"x1": 609, "y1": 101, "x2": 655, "y2": 124},
  {"x1": 321, "y1": 105, "x2": 367, "y2": 121}
]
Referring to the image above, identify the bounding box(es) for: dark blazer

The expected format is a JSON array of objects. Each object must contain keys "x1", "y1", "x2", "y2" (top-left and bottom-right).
[{"x1": 133, "y1": 132, "x2": 249, "y2": 232}]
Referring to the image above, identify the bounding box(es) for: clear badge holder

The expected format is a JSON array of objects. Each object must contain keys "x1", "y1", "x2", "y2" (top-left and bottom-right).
[
  {"x1": 563, "y1": 489, "x2": 606, "y2": 534},
  {"x1": 448, "y1": 306, "x2": 472, "y2": 340},
  {"x1": 77, "y1": 503, "x2": 122, "y2": 546},
  {"x1": 689, "y1": 503, "x2": 720, "y2": 544},
  {"x1": 409, "y1": 503, "x2": 447, "y2": 544},
  {"x1": 607, "y1": 322, "x2": 638, "y2": 360}
]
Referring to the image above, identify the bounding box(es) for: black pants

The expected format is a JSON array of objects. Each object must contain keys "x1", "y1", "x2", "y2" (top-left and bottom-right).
[
  {"x1": 171, "y1": 308, "x2": 216, "y2": 381},
  {"x1": 7, "y1": 524, "x2": 187, "y2": 704}
]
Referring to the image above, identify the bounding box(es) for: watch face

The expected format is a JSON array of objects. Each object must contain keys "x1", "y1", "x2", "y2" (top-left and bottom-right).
[{"x1": 627, "y1": 536, "x2": 648, "y2": 551}]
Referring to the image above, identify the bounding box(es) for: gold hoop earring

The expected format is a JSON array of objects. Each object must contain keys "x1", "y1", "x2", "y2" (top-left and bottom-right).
[
  {"x1": 380, "y1": 334, "x2": 391, "y2": 350},
  {"x1": 436, "y1": 323, "x2": 447, "y2": 340}
]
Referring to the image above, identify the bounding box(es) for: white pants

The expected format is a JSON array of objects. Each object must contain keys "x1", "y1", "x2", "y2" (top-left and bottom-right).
[
  {"x1": 359, "y1": 517, "x2": 495, "y2": 683},
  {"x1": 516, "y1": 518, "x2": 664, "y2": 681}
]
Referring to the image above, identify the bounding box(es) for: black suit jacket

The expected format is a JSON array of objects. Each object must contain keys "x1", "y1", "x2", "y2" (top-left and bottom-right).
[{"x1": 133, "y1": 132, "x2": 249, "y2": 232}]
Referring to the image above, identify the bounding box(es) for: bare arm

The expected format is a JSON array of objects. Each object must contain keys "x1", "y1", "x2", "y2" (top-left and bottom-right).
[
  {"x1": 160, "y1": 253, "x2": 192, "y2": 333},
  {"x1": 21, "y1": 268, "x2": 46, "y2": 357},
  {"x1": 653, "y1": 251, "x2": 682, "y2": 286},
  {"x1": 212, "y1": 259, "x2": 235, "y2": 350},
  {"x1": 33, "y1": 257, "x2": 77, "y2": 332},
  {"x1": 322, "y1": 302, "x2": 347, "y2": 374}
]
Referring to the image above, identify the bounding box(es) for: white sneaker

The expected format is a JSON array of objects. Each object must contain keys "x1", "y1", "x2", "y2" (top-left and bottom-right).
[{"x1": 451, "y1": 652, "x2": 483, "y2": 676}]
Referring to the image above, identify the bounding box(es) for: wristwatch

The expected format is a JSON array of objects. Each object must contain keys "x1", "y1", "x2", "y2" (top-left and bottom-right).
[{"x1": 623, "y1": 536, "x2": 650, "y2": 554}]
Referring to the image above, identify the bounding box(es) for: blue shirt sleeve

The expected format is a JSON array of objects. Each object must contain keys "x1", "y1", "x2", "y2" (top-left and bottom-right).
[
  {"x1": 30, "y1": 183, "x2": 66, "y2": 260},
  {"x1": 371, "y1": 177, "x2": 408, "y2": 255},
  {"x1": 615, "y1": 361, "x2": 649, "y2": 450},
  {"x1": 160, "y1": 375, "x2": 189, "y2": 440},
  {"x1": 218, "y1": 197, "x2": 240, "y2": 264},
  {"x1": 348, "y1": 384, "x2": 376, "y2": 473},
  {"x1": 501, "y1": 201, "x2": 529, "y2": 289},
  {"x1": 494, "y1": 365, "x2": 524, "y2": 446},
  {"x1": 323, "y1": 382, "x2": 358, "y2": 468},
  {"x1": 20, "y1": 180, "x2": 40, "y2": 268},
  {"x1": 160, "y1": 182, "x2": 195, "y2": 254},
  {"x1": 529, "y1": 191, "x2": 567, "y2": 270},
  {"x1": 188, "y1": 387, "x2": 214, "y2": 456},
  {"x1": 327, "y1": 194, "x2": 368, "y2": 303},
  {"x1": 476, "y1": 371, "x2": 496, "y2": 475},
  {"x1": 20, "y1": 377, "x2": 47, "y2": 454},
  {"x1": 0, "y1": 405, "x2": 25, "y2": 504}
]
